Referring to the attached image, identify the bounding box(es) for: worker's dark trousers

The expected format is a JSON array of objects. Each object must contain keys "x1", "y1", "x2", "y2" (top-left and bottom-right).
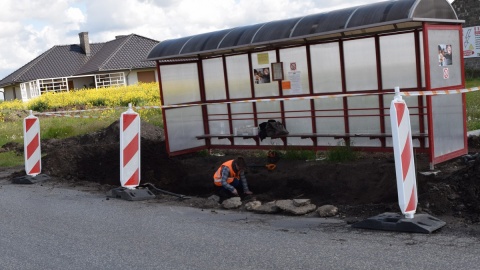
[{"x1": 216, "y1": 178, "x2": 244, "y2": 201}]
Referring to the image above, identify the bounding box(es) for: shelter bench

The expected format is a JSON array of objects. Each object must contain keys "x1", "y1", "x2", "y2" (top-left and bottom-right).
[
  {"x1": 196, "y1": 134, "x2": 259, "y2": 144},
  {"x1": 196, "y1": 133, "x2": 428, "y2": 145}
]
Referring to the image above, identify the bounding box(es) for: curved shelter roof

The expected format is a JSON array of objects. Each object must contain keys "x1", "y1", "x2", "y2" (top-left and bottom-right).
[{"x1": 147, "y1": 0, "x2": 461, "y2": 61}]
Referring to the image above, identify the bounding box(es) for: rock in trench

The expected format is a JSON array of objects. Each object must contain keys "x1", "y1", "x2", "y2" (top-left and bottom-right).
[
  {"x1": 204, "y1": 195, "x2": 221, "y2": 208},
  {"x1": 276, "y1": 199, "x2": 317, "y2": 215},
  {"x1": 222, "y1": 197, "x2": 242, "y2": 209},
  {"x1": 252, "y1": 201, "x2": 280, "y2": 214},
  {"x1": 317, "y1": 204, "x2": 338, "y2": 217},
  {"x1": 245, "y1": 201, "x2": 262, "y2": 211}
]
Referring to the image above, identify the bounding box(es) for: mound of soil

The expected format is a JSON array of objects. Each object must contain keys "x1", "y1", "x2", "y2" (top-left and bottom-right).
[{"x1": 6, "y1": 120, "x2": 480, "y2": 226}]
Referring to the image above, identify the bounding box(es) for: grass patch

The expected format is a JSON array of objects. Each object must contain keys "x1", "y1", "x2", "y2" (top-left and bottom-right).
[
  {"x1": 43, "y1": 125, "x2": 76, "y2": 139},
  {"x1": 466, "y1": 91, "x2": 480, "y2": 130},
  {"x1": 466, "y1": 77, "x2": 480, "y2": 131},
  {"x1": 465, "y1": 68, "x2": 480, "y2": 82},
  {"x1": 195, "y1": 150, "x2": 210, "y2": 157},
  {"x1": 466, "y1": 77, "x2": 480, "y2": 88},
  {"x1": 38, "y1": 115, "x2": 118, "y2": 140},
  {"x1": 0, "y1": 152, "x2": 24, "y2": 167},
  {"x1": 0, "y1": 108, "x2": 164, "y2": 147},
  {"x1": 326, "y1": 142, "x2": 357, "y2": 162},
  {"x1": 0, "y1": 119, "x2": 23, "y2": 146},
  {"x1": 281, "y1": 148, "x2": 317, "y2": 160}
]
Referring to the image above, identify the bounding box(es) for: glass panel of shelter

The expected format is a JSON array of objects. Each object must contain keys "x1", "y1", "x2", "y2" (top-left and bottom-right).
[{"x1": 195, "y1": 30, "x2": 434, "y2": 150}]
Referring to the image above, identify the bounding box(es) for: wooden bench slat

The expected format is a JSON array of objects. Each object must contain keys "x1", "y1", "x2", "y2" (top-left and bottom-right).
[{"x1": 196, "y1": 134, "x2": 257, "y2": 140}]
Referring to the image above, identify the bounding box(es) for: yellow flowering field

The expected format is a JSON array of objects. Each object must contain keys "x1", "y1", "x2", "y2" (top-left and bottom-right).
[
  {"x1": 27, "y1": 82, "x2": 160, "y2": 111},
  {"x1": 0, "y1": 83, "x2": 163, "y2": 148},
  {"x1": 0, "y1": 82, "x2": 160, "y2": 111}
]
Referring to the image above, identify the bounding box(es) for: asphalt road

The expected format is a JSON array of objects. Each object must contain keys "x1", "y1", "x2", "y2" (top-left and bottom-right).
[{"x1": 0, "y1": 179, "x2": 479, "y2": 270}]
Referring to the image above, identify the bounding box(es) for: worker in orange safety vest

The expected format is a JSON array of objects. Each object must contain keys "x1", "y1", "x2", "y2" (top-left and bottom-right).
[{"x1": 213, "y1": 156, "x2": 253, "y2": 199}]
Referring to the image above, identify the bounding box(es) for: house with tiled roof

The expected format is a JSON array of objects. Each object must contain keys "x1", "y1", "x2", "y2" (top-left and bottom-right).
[{"x1": 0, "y1": 32, "x2": 159, "y2": 101}]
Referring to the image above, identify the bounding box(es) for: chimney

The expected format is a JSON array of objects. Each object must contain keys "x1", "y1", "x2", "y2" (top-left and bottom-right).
[{"x1": 79, "y1": 32, "x2": 91, "y2": 56}]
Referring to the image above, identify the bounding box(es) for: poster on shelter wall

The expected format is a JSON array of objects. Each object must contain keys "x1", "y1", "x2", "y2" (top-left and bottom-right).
[
  {"x1": 253, "y1": 68, "x2": 271, "y2": 84},
  {"x1": 463, "y1": 26, "x2": 480, "y2": 58},
  {"x1": 437, "y1": 44, "x2": 453, "y2": 66},
  {"x1": 257, "y1": 53, "x2": 270, "y2": 65},
  {"x1": 427, "y1": 28, "x2": 462, "y2": 89}
]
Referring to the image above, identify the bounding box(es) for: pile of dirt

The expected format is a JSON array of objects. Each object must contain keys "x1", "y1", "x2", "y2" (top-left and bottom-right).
[
  {"x1": 41, "y1": 121, "x2": 184, "y2": 188},
  {"x1": 8, "y1": 120, "x2": 480, "y2": 224}
]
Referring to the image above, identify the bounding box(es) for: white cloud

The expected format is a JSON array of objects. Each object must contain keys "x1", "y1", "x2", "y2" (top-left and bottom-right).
[
  {"x1": 66, "y1": 7, "x2": 86, "y2": 26},
  {"x1": 0, "y1": 0, "x2": 458, "y2": 79}
]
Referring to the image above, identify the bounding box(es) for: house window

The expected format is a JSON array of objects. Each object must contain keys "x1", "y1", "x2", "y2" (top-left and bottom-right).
[
  {"x1": 29, "y1": 81, "x2": 40, "y2": 97},
  {"x1": 137, "y1": 70, "x2": 156, "y2": 83},
  {"x1": 95, "y1": 72, "x2": 126, "y2": 88},
  {"x1": 20, "y1": 83, "x2": 29, "y2": 101}
]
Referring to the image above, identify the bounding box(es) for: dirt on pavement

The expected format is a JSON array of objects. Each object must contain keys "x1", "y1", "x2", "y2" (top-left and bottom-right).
[{"x1": 3, "y1": 120, "x2": 480, "y2": 235}]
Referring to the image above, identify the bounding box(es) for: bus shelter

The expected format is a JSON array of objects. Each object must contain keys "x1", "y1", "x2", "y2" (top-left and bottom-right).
[{"x1": 146, "y1": 0, "x2": 466, "y2": 167}]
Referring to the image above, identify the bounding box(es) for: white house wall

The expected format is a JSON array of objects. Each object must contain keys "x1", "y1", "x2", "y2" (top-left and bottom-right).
[{"x1": 3, "y1": 85, "x2": 20, "y2": 101}]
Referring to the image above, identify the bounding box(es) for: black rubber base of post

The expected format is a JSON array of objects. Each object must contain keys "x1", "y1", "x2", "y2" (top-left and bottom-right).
[
  {"x1": 12, "y1": 174, "x2": 51, "y2": 184},
  {"x1": 106, "y1": 187, "x2": 156, "y2": 201},
  {"x1": 352, "y1": 212, "x2": 446, "y2": 234}
]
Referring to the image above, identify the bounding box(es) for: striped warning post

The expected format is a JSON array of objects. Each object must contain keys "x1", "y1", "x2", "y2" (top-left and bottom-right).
[
  {"x1": 120, "y1": 104, "x2": 141, "y2": 189},
  {"x1": 23, "y1": 110, "x2": 41, "y2": 176},
  {"x1": 390, "y1": 87, "x2": 417, "y2": 219}
]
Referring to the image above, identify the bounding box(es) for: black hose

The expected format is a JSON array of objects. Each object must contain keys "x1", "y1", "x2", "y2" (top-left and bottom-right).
[{"x1": 139, "y1": 183, "x2": 191, "y2": 200}]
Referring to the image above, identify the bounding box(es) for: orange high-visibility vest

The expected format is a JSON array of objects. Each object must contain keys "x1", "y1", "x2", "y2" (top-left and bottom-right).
[{"x1": 213, "y1": 160, "x2": 239, "y2": 187}]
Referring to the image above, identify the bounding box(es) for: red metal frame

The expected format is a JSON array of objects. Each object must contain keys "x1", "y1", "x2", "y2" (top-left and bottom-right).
[
  {"x1": 339, "y1": 40, "x2": 351, "y2": 145},
  {"x1": 306, "y1": 45, "x2": 318, "y2": 148},
  {"x1": 156, "y1": 62, "x2": 171, "y2": 155},
  {"x1": 248, "y1": 53, "x2": 259, "y2": 147},
  {"x1": 276, "y1": 49, "x2": 287, "y2": 148}
]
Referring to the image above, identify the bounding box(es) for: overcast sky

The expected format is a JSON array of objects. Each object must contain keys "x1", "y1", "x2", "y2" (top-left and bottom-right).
[{"x1": 0, "y1": 0, "x2": 455, "y2": 80}]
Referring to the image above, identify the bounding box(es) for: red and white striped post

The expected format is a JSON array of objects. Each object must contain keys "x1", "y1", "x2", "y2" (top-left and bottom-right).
[
  {"x1": 120, "y1": 103, "x2": 141, "y2": 189},
  {"x1": 23, "y1": 110, "x2": 41, "y2": 176},
  {"x1": 390, "y1": 87, "x2": 417, "y2": 219}
]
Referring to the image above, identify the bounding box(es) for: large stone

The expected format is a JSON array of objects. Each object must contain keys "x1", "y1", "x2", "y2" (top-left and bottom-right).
[
  {"x1": 245, "y1": 201, "x2": 262, "y2": 211},
  {"x1": 317, "y1": 204, "x2": 338, "y2": 217},
  {"x1": 207, "y1": 195, "x2": 220, "y2": 203},
  {"x1": 293, "y1": 199, "x2": 311, "y2": 207},
  {"x1": 222, "y1": 197, "x2": 242, "y2": 209},
  {"x1": 252, "y1": 201, "x2": 280, "y2": 214},
  {"x1": 276, "y1": 199, "x2": 317, "y2": 215},
  {"x1": 204, "y1": 195, "x2": 221, "y2": 208}
]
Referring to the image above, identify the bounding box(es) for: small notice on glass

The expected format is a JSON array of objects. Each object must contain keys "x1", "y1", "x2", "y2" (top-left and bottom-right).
[
  {"x1": 271, "y1": 62, "x2": 284, "y2": 81},
  {"x1": 288, "y1": 71, "x2": 302, "y2": 94},
  {"x1": 257, "y1": 53, "x2": 269, "y2": 65}
]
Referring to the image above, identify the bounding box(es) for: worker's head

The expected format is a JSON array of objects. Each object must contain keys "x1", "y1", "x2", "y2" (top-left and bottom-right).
[{"x1": 235, "y1": 156, "x2": 246, "y2": 171}]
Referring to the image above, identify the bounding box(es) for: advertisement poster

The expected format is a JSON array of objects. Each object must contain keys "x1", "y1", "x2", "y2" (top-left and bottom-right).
[
  {"x1": 463, "y1": 26, "x2": 480, "y2": 58},
  {"x1": 437, "y1": 44, "x2": 453, "y2": 66},
  {"x1": 253, "y1": 68, "x2": 271, "y2": 84}
]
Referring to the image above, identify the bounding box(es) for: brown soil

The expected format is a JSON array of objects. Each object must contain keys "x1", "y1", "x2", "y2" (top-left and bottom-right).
[{"x1": 3, "y1": 120, "x2": 480, "y2": 233}]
